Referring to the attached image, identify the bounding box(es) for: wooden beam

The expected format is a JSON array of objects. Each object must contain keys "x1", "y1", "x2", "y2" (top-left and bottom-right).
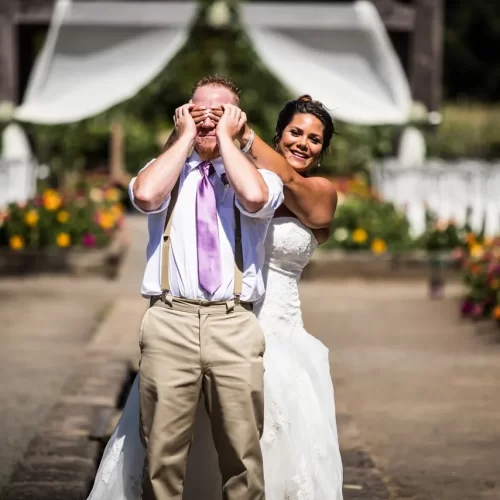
[
  {"x1": 0, "y1": 0, "x2": 18, "y2": 104},
  {"x1": 371, "y1": 0, "x2": 416, "y2": 31},
  {"x1": 15, "y1": 0, "x2": 54, "y2": 24},
  {"x1": 409, "y1": 0, "x2": 444, "y2": 111},
  {"x1": 15, "y1": 0, "x2": 417, "y2": 31}
]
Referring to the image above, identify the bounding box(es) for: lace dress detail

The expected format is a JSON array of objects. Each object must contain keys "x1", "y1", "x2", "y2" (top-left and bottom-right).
[
  {"x1": 87, "y1": 217, "x2": 343, "y2": 500},
  {"x1": 255, "y1": 218, "x2": 343, "y2": 500}
]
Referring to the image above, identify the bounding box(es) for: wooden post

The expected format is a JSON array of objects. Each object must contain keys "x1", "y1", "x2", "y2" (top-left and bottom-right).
[
  {"x1": 409, "y1": 0, "x2": 444, "y2": 112},
  {"x1": 110, "y1": 120, "x2": 130, "y2": 188},
  {"x1": 0, "y1": 0, "x2": 18, "y2": 105}
]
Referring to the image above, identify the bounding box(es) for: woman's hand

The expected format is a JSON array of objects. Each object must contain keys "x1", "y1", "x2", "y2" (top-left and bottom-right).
[
  {"x1": 173, "y1": 103, "x2": 197, "y2": 141},
  {"x1": 216, "y1": 104, "x2": 247, "y2": 140},
  {"x1": 191, "y1": 104, "x2": 224, "y2": 127}
]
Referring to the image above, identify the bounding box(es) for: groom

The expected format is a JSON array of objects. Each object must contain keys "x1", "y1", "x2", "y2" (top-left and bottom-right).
[{"x1": 129, "y1": 75, "x2": 284, "y2": 500}]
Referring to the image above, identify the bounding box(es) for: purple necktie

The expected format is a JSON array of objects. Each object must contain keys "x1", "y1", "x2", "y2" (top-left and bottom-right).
[{"x1": 196, "y1": 161, "x2": 221, "y2": 294}]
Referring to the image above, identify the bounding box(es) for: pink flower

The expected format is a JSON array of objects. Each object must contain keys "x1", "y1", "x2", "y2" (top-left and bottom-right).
[
  {"x1": 82, "y1": 232, "x2": 96, "y2": 248},
  {"x1": 471, "y1": 302, "x2": 484, "y2": 319}
]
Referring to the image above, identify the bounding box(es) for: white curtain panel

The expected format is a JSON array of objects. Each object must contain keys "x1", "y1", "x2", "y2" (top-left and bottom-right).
[
  {"x1": 15, "y1": 0, "x2": 411, "y2": 126},
  {"x1": 241, "y1": 1, "x2": 412, "y2": 125},
  {"x1": 14, "y1": 0, "x2": 198, "y2": 124}
]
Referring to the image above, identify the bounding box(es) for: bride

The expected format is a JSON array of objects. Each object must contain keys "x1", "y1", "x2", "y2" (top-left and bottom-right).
[{"x1": 87, "y1": 94, "x2": 343, "y2": 500}]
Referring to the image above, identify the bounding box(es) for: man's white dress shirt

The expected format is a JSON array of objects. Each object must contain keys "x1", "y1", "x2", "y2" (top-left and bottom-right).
[{"x1": 129, "y1": 152, "x2": 284, "y2": 302}]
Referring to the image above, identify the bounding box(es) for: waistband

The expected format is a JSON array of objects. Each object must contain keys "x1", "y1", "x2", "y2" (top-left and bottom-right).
[{"x1": 149, "y1": 294, "x2": 253, "y2": 313}]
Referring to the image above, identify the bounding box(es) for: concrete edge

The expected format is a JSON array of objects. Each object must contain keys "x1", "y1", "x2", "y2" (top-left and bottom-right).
[
  {"x1": 303, "y1": 250, "x2": 462, "y2": 281},
  {"x1": 337, "y1": 412, "x2": 392, "y2": 500}
]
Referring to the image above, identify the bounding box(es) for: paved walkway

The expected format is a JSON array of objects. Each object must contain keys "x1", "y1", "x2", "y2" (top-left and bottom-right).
[
  {"x1": 3, "y1": 214, "x2": 500, "y2": 500},
  {"x1": 0, "y1": 214, "x2": 147, "y2": 491},
  {"x1": 301, "y1": 280, "x2": 500, "y2": 500}
]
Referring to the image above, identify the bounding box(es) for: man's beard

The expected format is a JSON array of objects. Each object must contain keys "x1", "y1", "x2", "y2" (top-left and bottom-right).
[{"x1": 195, "y1": 136, "x2": 219, "y2": 160}]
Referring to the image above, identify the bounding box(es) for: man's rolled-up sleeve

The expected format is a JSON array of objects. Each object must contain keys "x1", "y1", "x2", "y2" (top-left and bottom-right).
[
  {"x1": 235, "y1": 169, "x2": 284, "y2": 219},
  {"x1": 128, "y1": 159, "x2": 171, "y2": 214}
]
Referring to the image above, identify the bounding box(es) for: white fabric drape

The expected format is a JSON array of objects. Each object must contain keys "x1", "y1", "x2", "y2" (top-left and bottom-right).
[
  {"x1": 241, "y1": 1, "x2": 412, "y2": 125},
  {"x1": 14, "y1": 1, "x2": 198, "y2": 124},
  {"x1": 14, "y1": 1, "x2": 412, "y2": 126}
]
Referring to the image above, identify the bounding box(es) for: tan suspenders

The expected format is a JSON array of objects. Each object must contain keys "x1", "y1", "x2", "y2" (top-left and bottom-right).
[{"x1": 160, "y1": 179, "x2": 243, "y2": 302}]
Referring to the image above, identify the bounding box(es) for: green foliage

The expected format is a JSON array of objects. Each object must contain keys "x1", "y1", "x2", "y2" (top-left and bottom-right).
[
  {"x1": 444, "y1": 3, "x2": 500, "y2": 102},
  {"x1": 321, "y1": 123, "x2": 398, "y2": 177},
  {"x1": 425, "y1": 103, "x2": 500, "y2": 159}
]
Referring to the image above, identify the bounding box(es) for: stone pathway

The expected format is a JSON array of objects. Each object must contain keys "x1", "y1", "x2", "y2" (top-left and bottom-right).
[
  {"x1": 3, "y1": 213, "x2": 500, "y2": 500},
  {"x1": 0, "y1": 214, "x2": 147, "y2": 492},
  {"x1": 301, "y1": 280, "x2": 500, "y2": 500}
]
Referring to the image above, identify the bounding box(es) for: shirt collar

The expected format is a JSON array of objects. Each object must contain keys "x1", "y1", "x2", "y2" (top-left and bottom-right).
[{"x1": 187, "y1": 151, "x2": 225, "y2": 180}]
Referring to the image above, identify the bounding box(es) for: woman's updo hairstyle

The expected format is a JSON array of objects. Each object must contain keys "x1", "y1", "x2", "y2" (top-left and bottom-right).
[{"x1": 273, "y1": 94, "x2": 335, "y2": 159}]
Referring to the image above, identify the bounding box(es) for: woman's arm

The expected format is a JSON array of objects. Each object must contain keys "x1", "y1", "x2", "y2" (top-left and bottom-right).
[{"x1": 240, "y1": 127, "x2": 337, "y2": 230}]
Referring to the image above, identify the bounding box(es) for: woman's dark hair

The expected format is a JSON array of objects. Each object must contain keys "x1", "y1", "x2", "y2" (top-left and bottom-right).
[{"x1": 273, "y1": 95, "x2": 335, "y2": 159}]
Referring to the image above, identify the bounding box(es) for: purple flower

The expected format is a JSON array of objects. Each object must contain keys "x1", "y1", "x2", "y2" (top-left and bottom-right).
[{"x1": 460, "y1": 299, "x2": 474, "y2": 316}]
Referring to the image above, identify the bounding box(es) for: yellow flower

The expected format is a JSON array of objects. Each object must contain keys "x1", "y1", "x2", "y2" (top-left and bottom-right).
[
  {"x1": 110, "y1": 203, "x2": 123, "y2": 219},
  {"x1": 56, "y1": 232, "x2": 71, "y2": 248},
  {"x1": 469, "y1": 243, "x2": 484, "y2": 259},
  {"x1": 57, "y1": 210, "x2": 70, "y2": 223},
  {"x1": 43, "y1": 189, "x2": 62, "y2": 211},
  {"x1": 352, "y1": 228, "x2": 368, "y2": 244},
  {"x1": 9, "y1": 235, "x2": 24, "y2": 251},
  {"x1": 24, "y1": 209, "x2": 39, "y2": 227},
  {"x1": 105, "y1": 188, "x2": 121, "y2": 203},
  {"x1": 97, "y1": 210, "x2": 115, "y2": 230},
  {"x1": 371, "y1": 238, "x2": 387, "y2": 254}
]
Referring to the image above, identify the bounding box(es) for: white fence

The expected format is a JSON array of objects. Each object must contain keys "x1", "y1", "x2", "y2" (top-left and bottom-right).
[
  {"x1": 0, "y1": 159, "x2": 38, "y2": 209},
  {"x1": 372, "y1": 159, "x2": 500, "y2": 236}
]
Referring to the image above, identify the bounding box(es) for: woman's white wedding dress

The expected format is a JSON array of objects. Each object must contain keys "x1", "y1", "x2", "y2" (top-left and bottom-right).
[{"x1": 87, "y1": 217, "x2": 343, "y2": 500}]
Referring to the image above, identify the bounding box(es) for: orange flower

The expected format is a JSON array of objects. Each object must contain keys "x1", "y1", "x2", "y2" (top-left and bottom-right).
[
  {"x1": 56, "y1": 232, "x2": 71, "y2": 248},
  {"x1": 97, "y1": 210, "x2": 115, "y2": 230},
  {"x1": 42, "y1": 189, "x2": 62, "y2": 211},
  {"x1": 470, "y1": 264, "x2": 481, "y2": 276},
  {"x1": 352, "y1": 228, "x2": 368, "y2": 244},
  {"x1": 9, "y1": 235, "x2": 24, "y2": 250},
  {"x1": 371, "y1": 238, "x2": 387, "y2": 254},
  {"x1": 492, "y1": 305, "x2": 500, "y2": 321}
]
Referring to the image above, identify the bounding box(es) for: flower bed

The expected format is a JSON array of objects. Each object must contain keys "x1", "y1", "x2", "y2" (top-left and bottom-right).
[
  {"x1": 0, "y1": 184, "x2": 127, "y2": 277},
  {"x1": 460, "y1": 237, "x2": 500, "y2": 324},
  {"x1": 325, "y1": 176, "x2": 413, "y2": 254}
]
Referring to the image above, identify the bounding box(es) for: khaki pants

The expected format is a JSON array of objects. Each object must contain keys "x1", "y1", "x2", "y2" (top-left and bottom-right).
[{"x1": 139, "y1": 296, "x2": 266, "y2": 500}]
